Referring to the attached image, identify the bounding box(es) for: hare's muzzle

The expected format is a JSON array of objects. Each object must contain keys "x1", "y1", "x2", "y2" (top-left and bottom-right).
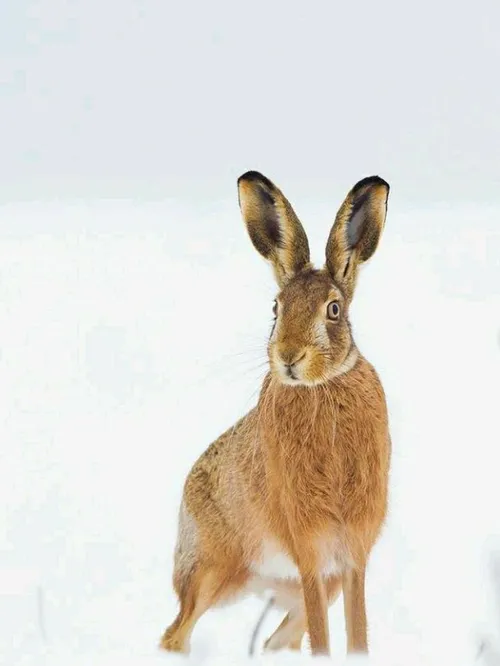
[{"x1": 274, "y1": 349, "x2": 308, "y2": 384}]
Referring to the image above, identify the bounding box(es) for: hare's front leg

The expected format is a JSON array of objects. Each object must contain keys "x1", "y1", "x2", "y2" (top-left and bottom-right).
[
  {"x1": 300, "y1": 568, "x2": 330, "y2": 656},
  {"x1": 342, "y1": 564, "x2": 368, "y2": 653}
]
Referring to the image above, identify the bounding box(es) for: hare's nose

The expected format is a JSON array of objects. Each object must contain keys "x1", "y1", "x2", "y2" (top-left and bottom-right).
[{"x1": 280, "y1": 350, "x2": 306, "y2": 368}]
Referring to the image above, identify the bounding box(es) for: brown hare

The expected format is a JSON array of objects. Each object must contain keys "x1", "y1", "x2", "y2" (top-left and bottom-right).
[{"x1": 160, "y1": 172, "x2": 391, "y2": 657}]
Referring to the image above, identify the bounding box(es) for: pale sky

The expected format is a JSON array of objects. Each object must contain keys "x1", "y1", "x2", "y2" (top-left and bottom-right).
[{"x1": 1, "y1": 0, "x2": 500, "y2": 204}]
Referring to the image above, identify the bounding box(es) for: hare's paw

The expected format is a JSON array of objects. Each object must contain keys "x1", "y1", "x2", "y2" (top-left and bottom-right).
[{"x1": 159, "y1": 624, "x2": 190, "y2": 654}]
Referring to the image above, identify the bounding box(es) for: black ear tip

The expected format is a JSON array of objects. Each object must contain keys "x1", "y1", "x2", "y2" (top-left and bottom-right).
[
  {"x1": 353, "y1": 175, "x2": 390, "y2": 193},
  {"x1": 238, "y1": 170, "x2": 265, "y2": 183},
  {"x1": 238, "y1": 170, "x2": 275, "y2": 191}
]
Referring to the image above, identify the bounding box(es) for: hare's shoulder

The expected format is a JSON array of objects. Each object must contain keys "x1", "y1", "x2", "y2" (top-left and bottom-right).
[{"x1": 186, "y1": 409, "x2": 257, "y2": 482}]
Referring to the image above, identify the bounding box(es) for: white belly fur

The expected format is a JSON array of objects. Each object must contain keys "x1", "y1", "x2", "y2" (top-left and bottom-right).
[{"x1": 250, "y1": 536, "x2": 352, "y2": 580}]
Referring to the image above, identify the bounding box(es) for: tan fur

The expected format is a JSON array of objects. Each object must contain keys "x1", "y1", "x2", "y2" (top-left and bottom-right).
[{"x1": 159, "y1": 172, "x2": 391, "y2": 657}]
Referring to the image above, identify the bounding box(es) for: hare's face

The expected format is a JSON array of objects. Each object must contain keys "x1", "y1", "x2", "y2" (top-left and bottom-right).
[{"x1": 269, "y1": 269, "x2": 355, "y2": 386}]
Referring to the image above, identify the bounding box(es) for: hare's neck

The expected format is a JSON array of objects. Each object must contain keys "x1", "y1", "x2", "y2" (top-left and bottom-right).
[{"x1": 257, "y1": 376, "x2": 338, "y2": 455}]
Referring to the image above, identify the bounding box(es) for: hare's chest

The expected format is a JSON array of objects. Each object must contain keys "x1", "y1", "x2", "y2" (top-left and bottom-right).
[{"x1": 250, "y1": 536, "x2": 352, "y2": 580}]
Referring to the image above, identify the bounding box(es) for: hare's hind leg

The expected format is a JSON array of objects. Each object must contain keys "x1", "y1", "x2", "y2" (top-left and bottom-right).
[
  {"x1": 264, "y1": 575, "x2": 341, "y2": 653},
  {"x1": 160, "y1": 565, "x2": 208, "y2": 653},
  {"x1": 264, "y1": 608, "x2": 305, "y2": 651},
  {"x1": 160, "y1": 563, "x2": 247, "y2": 653}
]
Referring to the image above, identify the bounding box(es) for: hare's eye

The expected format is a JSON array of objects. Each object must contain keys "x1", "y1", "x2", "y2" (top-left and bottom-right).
[
  {"x1": 272, "y1": 300, "x2": 278, "y2": 317},
  {"x1": 327, "y1": 301, "x2": 340, "y2": 320}
]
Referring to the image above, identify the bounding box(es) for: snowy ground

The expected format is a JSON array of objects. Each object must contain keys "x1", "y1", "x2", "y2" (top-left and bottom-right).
[{"x1": 1, "y1": 198, "x2": 499, "y2": 665}]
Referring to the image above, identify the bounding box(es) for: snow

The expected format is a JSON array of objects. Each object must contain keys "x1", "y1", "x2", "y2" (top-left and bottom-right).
[{"x1": 0, "y1": 198, "x2": 499, "y2": 665}]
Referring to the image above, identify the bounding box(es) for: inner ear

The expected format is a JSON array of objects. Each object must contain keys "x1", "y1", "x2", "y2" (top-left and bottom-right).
[
  {"x1": 342, "y1": 256, "x2": 351, "y2": 279},
  {"x1": 346, "y1": 177, "x2": 388, "y2": 262},
  {"x1": 347, "y1": 194, "x2": 370, "y2": 248}
]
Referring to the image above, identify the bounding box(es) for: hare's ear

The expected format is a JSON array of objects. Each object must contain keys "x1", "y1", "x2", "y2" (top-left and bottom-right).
[
  {"x1": 325, "y1": 176, "x2": 389, "y2": 300},
  {"x1": 238, "y1": 171, "x2": 311, "y2": 286}
]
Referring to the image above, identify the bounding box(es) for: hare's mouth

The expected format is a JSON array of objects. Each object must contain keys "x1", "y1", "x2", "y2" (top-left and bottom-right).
[
  {"x1": 275, "y1": 363, "x2": 304, "y2": 386},
  {"x1": 280, "y1": 366, "x2": 302, "y2": 385}
]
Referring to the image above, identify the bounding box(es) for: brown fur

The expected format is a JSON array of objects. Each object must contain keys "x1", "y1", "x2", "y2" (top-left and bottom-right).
[{"x1": 159, "y1": 172, "x2": 391, "y2": 656}]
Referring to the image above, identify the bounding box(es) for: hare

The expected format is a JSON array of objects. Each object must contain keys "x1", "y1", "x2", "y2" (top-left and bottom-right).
[{"x1": 159, "y1": 171, "x2": 391, "y2": 657}]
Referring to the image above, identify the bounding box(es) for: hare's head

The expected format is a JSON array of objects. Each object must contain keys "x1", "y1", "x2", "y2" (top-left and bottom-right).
[{"x1": 238, "y1": 171, "x2": 389, "y2": 386}]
